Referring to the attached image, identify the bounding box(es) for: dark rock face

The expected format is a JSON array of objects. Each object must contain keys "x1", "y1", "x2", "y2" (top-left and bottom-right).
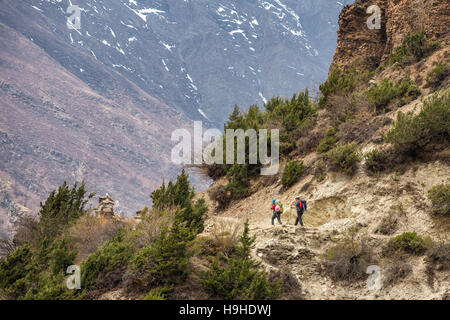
[
  {"x1": 0, "y1": 0, "x2": 350, "y2": 234},
  {"x1": 330, "y1": 0, "x2": 450, "y2": 71}
]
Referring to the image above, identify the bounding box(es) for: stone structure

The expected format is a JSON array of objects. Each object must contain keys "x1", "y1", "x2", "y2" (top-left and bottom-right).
[{"x1": 94, "y1": 194, "x2": 115, "y2": 218}]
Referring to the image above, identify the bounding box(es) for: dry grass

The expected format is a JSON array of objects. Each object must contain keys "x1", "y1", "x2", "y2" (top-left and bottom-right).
[
  {"x1": 208, "y1": 185, "x2": 230, "y2": 211},
  {"x1": 376, "y1": 214, "x2": 398, "y2": 235},
  {"x1": 209, "y1": 220, "x2": 242, "y2": 257},
  {"x1": 132, "y1": 208, "x2": 175, "y2": 248},
  {"x1": 267, "y1": 267, "x2": 304, "y2": 300},
  {"x1": 322, "y1": 238, "x2": 374, "y2": 283},
  {"x1": 0, "y1": 237, "x2": 15, "y2": 257},
  {"x1": 12, "y1": 215, "x2": 40, "y2": 247},
  {"x1": 68, "y1": 215, "x2": 126, "y2": 261},
  {"x1": 425, "y1": 241, "x2": 450, "y2": 288},
  {"x1": 327, "y1": 94, "x2": 358, "y2": 124},
  {"x1": 382, "y1": 260, "x2": 412, "y2": 288}
]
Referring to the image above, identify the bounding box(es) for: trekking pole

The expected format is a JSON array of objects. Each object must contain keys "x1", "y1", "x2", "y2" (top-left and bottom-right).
[{"x1": 289, "y1": 204, "x2": 292, "y2": 224}]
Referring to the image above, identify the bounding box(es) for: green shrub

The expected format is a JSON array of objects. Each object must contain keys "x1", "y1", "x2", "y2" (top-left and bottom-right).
[
  {"x1": 319, "y1": 68, "x2": 358, "y2": 108},
  {"x1": 151, "y1": 170, "x2": 207, "y2": 234},
  {"x1": 426, "y1": 62, "x2": 449, "y2": 89},
  {"x1": 23, "y1": 271, "x2": 76, "y2": 300},
  {"x1": 38, "y1": 181, "x2": 93, "y2": 240},
  {"x1": 316, "y1": 127, "x2": 338, "y2": 154},
  {"x1": 143, "y1": 287, "x2": 167, "y2": 300},
  {"x1": 182, "y1": 198, "x2": 208, "y2": 234},
  {"x1": 364, "y1": 148, "x2": 388, "y2": 175},
  {"x1": 151, "y1": 169, "x2": 194, "y2": 210},
  {"x1": 0, "y1": 245, "x2": 34, "y2": 299},
  {"x1": 81, "y1": 230, "x2": 134, "y2": 290},
  {"x1": 0, "y1": 181, "x2": 90, "y2": 300},
  {"x1": 266, "y1": 90, "x2": 315, "y2": 134},
  {"x1": 384, "y1": 232, "x2": 431, "y2": 256},
  {"x1": 322, "y1": 239, "x2": 373, "y2": 282},
  {"x1": 389, "y1": 45, "x2": 408, "y2": 66},
  {"x1": 366, "y1": 78, "x2": 420, "y2": 111},
  {"x1": 204, "y1": 89, "x2": 316, "y2": 204},
  {"x1": 225, "y1": 164, "x2": 251, "y2": 200},
  {"x1": 427, "y1": 184, "x2": 450, "y2": 216},
  {"x1": 325, "y1": 143, "x2": 361, "y2": 175},
  {"x1": 385, "y1": 92, "x2": 450, "y2": 154},
  {"x1": 131, "y1": 219, "x2": 194, "y2": 289},
  {"x1": 388, "y1": 31, "x2": 440, "y2": 65},
  {"x1": 201, "y1": 221, "x2": 280, "y2": 300},
  {"x1": 45, "y1": 237, "x2": 77, "y2": 274},
  {"x1": 0, "y1": 237, "x2": 78, "y2": 300},
  {"x1": 396, "y1": 78, "x2": 422, "y2": 106},
  {"x1": 281, "y1": 160, "x2": 305, "y2": 187}
]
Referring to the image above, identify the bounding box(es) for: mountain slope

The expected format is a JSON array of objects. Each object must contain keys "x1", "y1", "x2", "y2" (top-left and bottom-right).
[
  {"x1": 2, "y1": 0, "x2": 353, "y2": 126},
  {"x1": 0, "y1": 19, "x2": 186, "y2": 233}
]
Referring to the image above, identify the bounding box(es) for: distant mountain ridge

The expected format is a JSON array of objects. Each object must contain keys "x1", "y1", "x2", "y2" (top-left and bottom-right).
[{"x1": 4, "y1": 0, "x2": 353, "y2": 125}]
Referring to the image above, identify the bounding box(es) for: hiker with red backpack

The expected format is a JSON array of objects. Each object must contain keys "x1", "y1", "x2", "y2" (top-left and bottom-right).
[
  {"x1": 271, "y1": 199, "x2": 283, "y2": 226},
  {"x1": 294, "y1": 196, "x2": 307, "y2": 227}
]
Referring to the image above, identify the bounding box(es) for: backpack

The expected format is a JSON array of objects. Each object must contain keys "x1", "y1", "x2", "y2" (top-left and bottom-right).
[
  {"x1": 275, "y1": 200, "x2": 284, "y2": 214},
  {"x1": 297, "y1": 200, "x2": 307, "y2": 213},
  {"x1": 301, "y1": 200, "x2": 307, "y2": 211}
]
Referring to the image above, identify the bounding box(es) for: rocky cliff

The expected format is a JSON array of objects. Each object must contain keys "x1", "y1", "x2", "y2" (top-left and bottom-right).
[{"x1": 330, "y1": 0, "x2": 449, "y2": 71}]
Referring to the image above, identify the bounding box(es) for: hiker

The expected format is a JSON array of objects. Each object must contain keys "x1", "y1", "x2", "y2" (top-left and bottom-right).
[
  {"x1": 294, "y1": 196, "x2": 307, "y2": 227},
  {"x1": 271, "y1": 199, "x2": 283, "y2": 225}
]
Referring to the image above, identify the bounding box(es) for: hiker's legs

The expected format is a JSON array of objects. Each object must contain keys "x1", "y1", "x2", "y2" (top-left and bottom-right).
[
  {"x1": 276, "y1": 213, "x2": 282, "y2": 225},
  {"x1": 299, "y1": 213, "x2": 304, "y2": 226},
  {"x1": 295, "y1": 212, "x2": 304, "y2": 226},
  {"x1": 272, "y1": 212, "x2": 282, "y2": 225}
]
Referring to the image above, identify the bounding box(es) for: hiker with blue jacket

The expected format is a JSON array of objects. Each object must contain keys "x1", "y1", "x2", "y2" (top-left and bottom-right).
[
  {"x1": 271, "y1": 199, "x2": 283, "y2": 225},
  {"x1": 294, "y1": 196, "x2": 307, "y2": 227}
]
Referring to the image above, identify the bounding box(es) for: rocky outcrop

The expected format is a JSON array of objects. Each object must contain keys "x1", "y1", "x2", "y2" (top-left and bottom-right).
[{"x1": 330, "y1": 0, "x2": 450, "y2": 71}]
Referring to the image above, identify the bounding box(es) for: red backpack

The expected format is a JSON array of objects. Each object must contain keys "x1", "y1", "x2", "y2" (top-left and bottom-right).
[{"x1": 297, "y1": 200, "x2": 307, "y2": 212}]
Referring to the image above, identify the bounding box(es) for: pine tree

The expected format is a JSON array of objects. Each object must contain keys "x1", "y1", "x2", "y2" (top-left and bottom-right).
[
  {"x1": 38, "y1": 181, "x2": 92, "y2": 240},
  {"x1": 201, "y1": 220, "x2": 281, "y2": 299},
  {"x1": 173, "y1": 169, "x2": 194, "y2": 207}
]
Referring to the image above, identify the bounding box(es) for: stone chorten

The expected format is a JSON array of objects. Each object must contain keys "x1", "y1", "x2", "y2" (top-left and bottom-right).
[{"x1": 95, "y1": 194, "x2": 115, "y2": 218}]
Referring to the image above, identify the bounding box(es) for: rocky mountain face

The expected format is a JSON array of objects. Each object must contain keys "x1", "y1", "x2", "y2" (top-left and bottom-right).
[
  {"x1": 3, "y1": 0, "x2": 353, "y2": 125},
  {"x1": 330, "y1": 0, "x2": 449, "y2": 71},
  {"x1": 0, "y1": 0, "x2": 351, "y2": 236}
]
